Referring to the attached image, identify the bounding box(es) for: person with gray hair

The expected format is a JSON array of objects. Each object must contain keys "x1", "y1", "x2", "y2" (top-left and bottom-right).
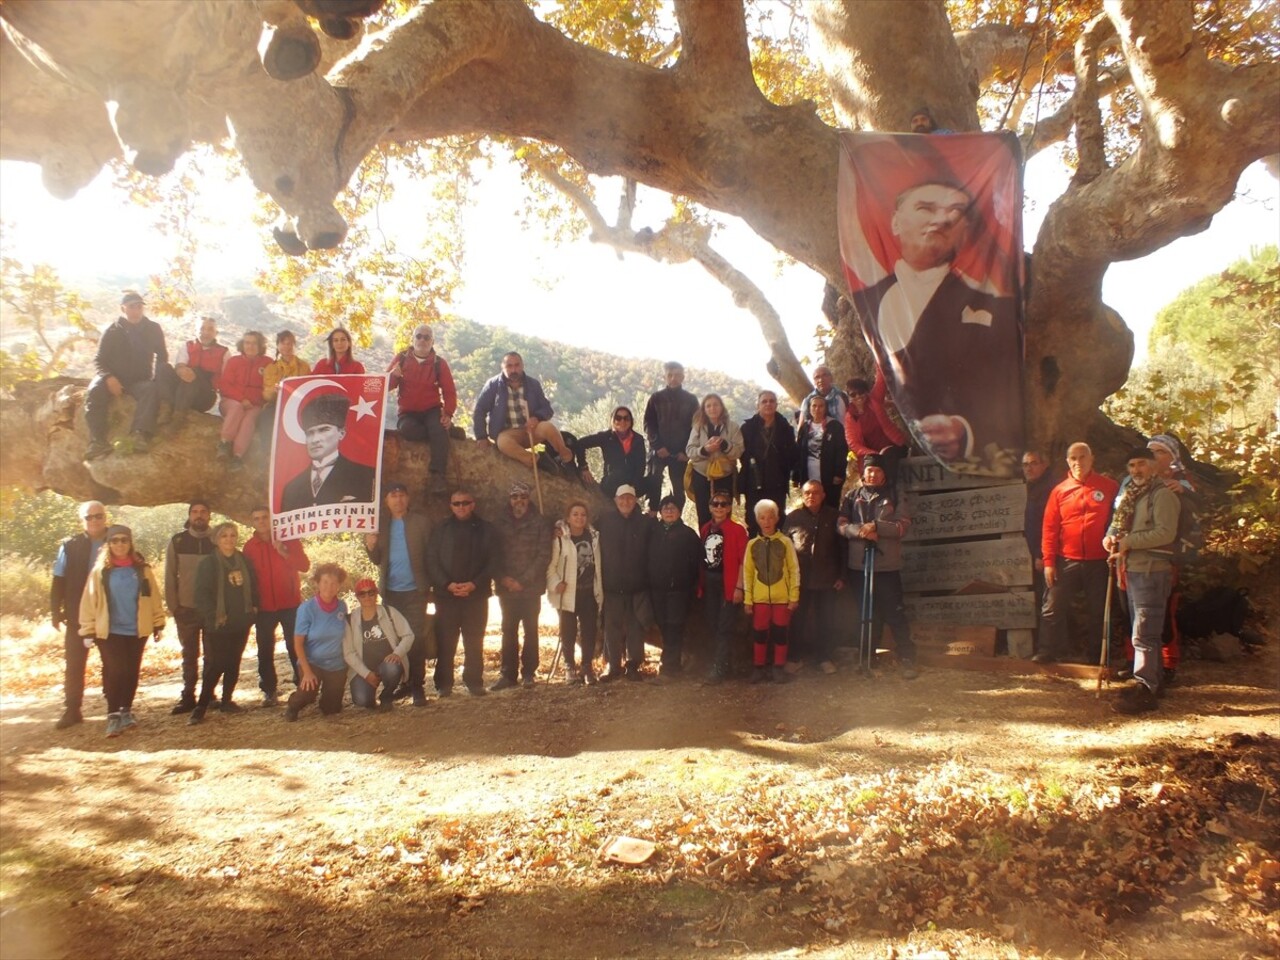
[
  {"x1": 800, "y1": 365, "x2": 848, "y2": 425},
  {"x1": 189, "y1": 522, "x2": 259, "y2": 725},
  {"x1": 162, "y1": 313, "x2": 227, "y2": 432},
  {"x1": 50, "y1": 500, "x2": 110, "y2": 728},
  {"x1": 388, "y1": 323, "x2": 457, "y2": 494}
]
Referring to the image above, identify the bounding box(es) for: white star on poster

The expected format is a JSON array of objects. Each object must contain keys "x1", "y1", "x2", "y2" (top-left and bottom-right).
[{"x1": 353, "y1": 395, "x2": 378, "y2": 421}]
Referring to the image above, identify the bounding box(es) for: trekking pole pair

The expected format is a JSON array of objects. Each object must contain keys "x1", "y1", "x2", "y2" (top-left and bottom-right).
[{"x1": 858, "y1": 541, "x2": 877, "y2": 678}]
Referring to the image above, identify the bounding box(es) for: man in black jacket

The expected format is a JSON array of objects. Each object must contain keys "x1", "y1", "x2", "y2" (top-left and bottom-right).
[
  {"x1": 597, "y1": 485, "x2": 655, "y2": 680},
  {"x1": 647, "y1": 495, "x2": 703, "y2": 678},
  {"x1": 49, "y1": 500, "x2": 109, "y2": 728},
  {"x1": 427, "y1": 490, "x2": 499, "y2": 696},
  {"x1": 783, "y1": 482, "x2": 845, "y2": 674},
  {"x1": 492, "y1": 480, "x2": 552, "y2": 690},
  {"x1": 740, "y1": 390, "x2": 798, "y2": 537},
  {"x1": 165, "y1": 501, "x2": 216, "y2": 713},
  {"x1": 84, "y1": 290, "x2": 170, "y2": 460},
  {"x1": 643, "y1": 362, "x2": 699, "y2": 509}
]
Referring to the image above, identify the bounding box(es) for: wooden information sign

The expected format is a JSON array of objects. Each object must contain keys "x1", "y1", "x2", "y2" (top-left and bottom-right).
[
  {"x1": 901, "y1": 538, "x2": 1032, "y2": 592},
  {"x1": 904, "y1": 484, "x2": 1027, "y2": 541},
  {"x1": 904, "y1": 591, "x2": 1037, "y2": 629}
]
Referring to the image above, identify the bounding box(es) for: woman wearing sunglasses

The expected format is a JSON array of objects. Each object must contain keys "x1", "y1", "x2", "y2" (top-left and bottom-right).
[
  {"x1": 573, "y1": 406, "x2": 648, "y2": 504},
  {"x1": 78, "y1": 525, "x2": 165, "y2": 737},
  {"x1": 343, "y1": 578, "x2": 414, "y2": 709}
]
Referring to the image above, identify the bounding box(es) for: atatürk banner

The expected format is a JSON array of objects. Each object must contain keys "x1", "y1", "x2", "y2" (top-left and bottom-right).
[
  {"x1": 837, "y1": 131, "x2": 1025, "y2": 477},
  {"x1": 270, "y1": 374, "x2": 387, "y2": 541}
]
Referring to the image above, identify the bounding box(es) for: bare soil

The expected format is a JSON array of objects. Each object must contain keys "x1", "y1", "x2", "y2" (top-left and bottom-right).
[{"x1": 1, "y1": 592, "x2": 1277, "y2": 960}]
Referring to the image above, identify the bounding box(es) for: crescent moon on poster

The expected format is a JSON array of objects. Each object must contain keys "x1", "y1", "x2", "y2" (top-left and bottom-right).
[{"x1": 280, "y1": 378, "x2": 343, "y2": 444}]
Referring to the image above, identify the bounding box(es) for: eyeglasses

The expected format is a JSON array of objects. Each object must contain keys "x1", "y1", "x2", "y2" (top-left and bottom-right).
[
  {"x1": 451, "y1": 500, "x2": 474, "y2": 507},
  {"x1": 84, "y1": 513, "x2": 106, "y2": 520},
  {"x1": 613, "y1": 415, "x2": 632, "y2": 422},
  {"x1": 355, "y1": 589, "x2": 377, "y2": 597},
  {"x1": 108, "y1": 536, "x2": 131, "y2": 544},
  {"x1": 710, "y1": 500, "x2": 731, "y2": 508}
]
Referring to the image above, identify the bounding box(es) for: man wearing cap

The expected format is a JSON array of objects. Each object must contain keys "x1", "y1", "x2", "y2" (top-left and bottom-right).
[
  {"x1": 647, "y1": 494, "x2": 703, "y2": 679},
  {"x1": 471, "y1": 352, "x2": 576, "y2": 472},
  {"x1": 363, "y1": 483, "x2": 432, "y2": 705},
  {"x1": 1035, "y1": 442, "x2": 1119, "y2": 664},
  {"x1": 1105, "y1": 447, "x2": 1180, "y2": 714},
  {"x1": 596, "y1": 484, "x2": 656, "y2": 680},
  {"x1": 427, "y1": 489, "x2": 499, "y2": 696},
  {"x1": 84, "y1": 290, "x2": 170, "y2": 460},
  {"x1": 491, "y1": 480, "x2": 552, "y2": 691},
  {"x1": 389, "y1": 324, "x2": 457, "y2": 494},
  {"x1": 50, "y1": 500, "x2": 110, "y2": 728},
  {"x1": 280, "y1": 392, "x2": 377, "y2": 511},
  {"x1": 643, "y1": 362, "x2": 700, "y2": 506},
  {"x1": 244, "y1": 504, "x2": 310, "y2": 706},
  {"x1": 164, "y1": 500, "x2": 216, "y2": 713},
  {"x1": 162, "y1": 314, "x2": 228, "y2": 432}
]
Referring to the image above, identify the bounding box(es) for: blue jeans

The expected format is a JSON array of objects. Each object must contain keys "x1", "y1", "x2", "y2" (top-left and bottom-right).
[
  {"x1": 1126, "y1": 568, "x2": 1172, "y2": 693},
  {"x1": 350, "y1": 658, "x2": 403, "y2": 707}
]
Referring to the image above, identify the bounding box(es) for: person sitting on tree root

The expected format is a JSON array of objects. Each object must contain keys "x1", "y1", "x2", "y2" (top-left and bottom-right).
[
  {"x1": 83, "y1": 290, "x2": 169, "y2": 460},
  {"x1": 471, "y1": 351, "x2": 576, "y2": 475}
]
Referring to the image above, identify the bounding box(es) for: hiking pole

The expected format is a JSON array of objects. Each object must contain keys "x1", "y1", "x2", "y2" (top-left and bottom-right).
[
  {"x1": 528, "y1": 420, "x2": 545, "y2": 514},
  {"x1": 1097, "y1": 558, "x2": 1115, "y2": 698},
  {"x1": 546, "y1": 643, "x2": 562, "y2": 684},
  {"x1": 860, "y1": 542, "x2": 877, "y2": 678}
]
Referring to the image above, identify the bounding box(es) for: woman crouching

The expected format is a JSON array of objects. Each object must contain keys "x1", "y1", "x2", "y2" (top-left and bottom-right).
[
  {"x1": 344, "y1": 578, "x2": 414, "y2": 709},
  {"x1": 79, "y1": 525, "x2": 165, "y2": 737},
  {"x1": 286, "y1": 563, "x2": 350, "y2": 720}
]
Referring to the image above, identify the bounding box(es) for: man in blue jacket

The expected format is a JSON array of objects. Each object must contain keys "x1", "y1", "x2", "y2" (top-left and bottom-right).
[{"x1": 471, "y1": 352, "x2": 576, "y2": 471}]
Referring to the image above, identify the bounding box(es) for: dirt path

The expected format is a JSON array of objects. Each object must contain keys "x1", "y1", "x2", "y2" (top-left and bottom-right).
[{"x1": 2, "y1": 612, "x2": 1277, "y2": 960}]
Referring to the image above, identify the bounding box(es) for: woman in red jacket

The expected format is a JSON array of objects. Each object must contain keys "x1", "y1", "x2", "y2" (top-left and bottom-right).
[
  {"x1": 217, "y1": 331, "x2": 271, "y2": 468},
  {"x1": 312, "y1": 326, "x2": 366, "y2": 375}
]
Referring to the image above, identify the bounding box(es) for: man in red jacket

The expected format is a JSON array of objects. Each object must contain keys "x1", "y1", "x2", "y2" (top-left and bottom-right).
[
  {"x1": 164, "y1": 314, "x2": 228, "y2": 431},
  {"x1": 244, "y1": 505, "x2": 311, "y2": 705},
  {"x1": 388, "y1": 323, "x2": 457, "y2": 495},
  {"x1": 1035, "y1": 442, "x2": 1119, "y2": 663}
]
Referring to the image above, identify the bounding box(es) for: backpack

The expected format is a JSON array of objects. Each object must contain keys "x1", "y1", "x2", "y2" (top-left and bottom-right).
[{"x1": 1172, "y1": 493, "x2": 1204, "y2": 562}]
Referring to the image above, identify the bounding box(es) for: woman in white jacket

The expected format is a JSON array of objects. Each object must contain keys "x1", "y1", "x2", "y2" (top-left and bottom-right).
[
  {"x1": 343, "y1": 578, "x2": 415, "y2": 709},
  {"x1": 686, "y1": 393, "x2": 745, "y2": 528},
  {"x1": 547, "y1": 501, "x2": 604, "y2": 685}
]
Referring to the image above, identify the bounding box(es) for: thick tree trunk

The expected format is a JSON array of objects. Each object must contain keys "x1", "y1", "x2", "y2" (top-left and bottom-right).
[{"x1": 0, "y1": 379, "x2": 608, "y2": 523}]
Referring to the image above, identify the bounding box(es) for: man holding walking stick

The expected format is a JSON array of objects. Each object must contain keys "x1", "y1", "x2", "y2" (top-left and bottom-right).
[
  {"x1": 838, "y1": 456, "x2": 917, "y2": 679},
  {"x1": 1104, "y1": 447, "x2": 1180, "y2": 715}
]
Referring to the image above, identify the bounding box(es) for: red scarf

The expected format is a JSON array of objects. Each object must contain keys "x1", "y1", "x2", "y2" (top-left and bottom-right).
[
  {"x1": 316, "y1": 595, "x2": 340, "y2": 613},
  {"x1": 617, "y1": 430, "x2": 634, "y2": 455},
  {"x1": 110, "y1": 552, "x2": 135, "y2": 568}
]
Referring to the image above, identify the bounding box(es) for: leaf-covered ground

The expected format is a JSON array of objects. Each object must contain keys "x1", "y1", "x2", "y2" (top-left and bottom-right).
[{"x1": 1, "y1": 600, "x2": 1277, "y2": 960}]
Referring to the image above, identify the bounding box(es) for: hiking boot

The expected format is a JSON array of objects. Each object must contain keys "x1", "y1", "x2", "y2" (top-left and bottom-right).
[
  {"x1": 1113, "y1": 684, "x2": 1159, "y2": 715},
  {"x1": 392, "y1": 684, "x2": 412, "y2": 701},
  {"x1": 187, "y1": 705, "x2": 207, "y2": 725},
  {"x1": 436, "y1": 687, "x2": 453, "y2": 698},
  {"x1": 624, "y1": 666, "x2": 643, "y2": 682},
  {"x1": 411, "y1": 688, "x2": 428, "y2": 707},
  {"x1": 262, "y1": 692, "x2": 279, "y2": 708},
  {"x1": 467, "y1": 685, "x2": 488, "y2": 697},
  {"x1": 819, "y1": 661, "x2": 838, "y2": 675},
  {"x1": 382, "y1": 689, "x2": 398, "y2": 710},
  {"x1": 283, "y1": 706, "x2": 299, "y2": 722},
  {"x1": 85, "y1": 441, "x2": 113, "y2": 461},
  {"x1": 771, "y1": 666, "x2": 792, "y2": 684},
  {"x1": 598, "y1": 669, "x2": 620, "y2": 683},
  {"x1": 170, "y1": 697, "x2": 196, "y2": 715},
  {"x1": 220, "y1": 701, "x2": 246, "y2": 714},
  {"x1": 750, "y1": 666, "x2": 769, "y2": 684},
  {"x1": 105, "y1": 713, "x2": 123, "y2": 738},
  {"x1": 489, "y1": 677, "x2": 517, "y2": 692},
  {"x1": 55, "y1": 709, "x2": 83, "y2": 730},
  {"x1": 129, "y1": 432, "x2": 150, "y2": 454},
  {"x1": 522, "y1": 677, "x2": 536, "y2": 688},
  {"x1": 215, "y1": 440, "x2": 232, "y2": 461},
  {"x1": 900, "y1": 661, "x2": 919, "y2": 680},
  {"x1": 118, "y1": 710, "x2": 138, "y2": 733},
  {"x1": 582, "y1": 669, "x2": 598, "y2": 687}
]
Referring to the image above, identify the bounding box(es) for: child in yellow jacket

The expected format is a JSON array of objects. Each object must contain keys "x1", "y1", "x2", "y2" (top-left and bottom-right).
[{"x1": 743, "y1": 499, "x2": 800, "y2": 683}]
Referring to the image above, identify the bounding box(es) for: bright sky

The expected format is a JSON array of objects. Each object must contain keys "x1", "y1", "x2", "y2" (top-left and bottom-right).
[{"x1": 0, "y1": 146, "x2": 1276, "y2": 392}]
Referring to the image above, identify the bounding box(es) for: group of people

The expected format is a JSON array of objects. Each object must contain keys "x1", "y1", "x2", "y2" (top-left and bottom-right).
[
  {"x1": 1022, "y1": 437, "x2": 1198, "y2": 714},
  {"x1": 50, "y1": 450, "x2": 922, "y2": 733}
]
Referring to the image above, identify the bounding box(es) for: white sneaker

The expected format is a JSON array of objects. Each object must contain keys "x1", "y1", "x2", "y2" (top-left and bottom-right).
[{"x1": 105, "y1": 713, "x2": 123, "y2": 738}]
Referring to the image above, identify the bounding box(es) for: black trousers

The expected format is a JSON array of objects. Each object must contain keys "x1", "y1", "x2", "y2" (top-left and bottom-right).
[
  {"x1": 384, "y1": 588, "x2": 428, "y2": 692},
  {"x1": 161, "y1": 366, "x2": 216, "y2": 415},
  {"x1": 286, "y1": 666, "x2": 347, "y2": 716},
  {"x1": 499, "y1": 595, "x2": 541, "y2": 681},
  {"x1": 793, "y1": 589, "x2": 838, "y2": 663},
  {"x1": 254, "y1": 606, "x2": 298, "y2": 694},
  {"x1": 603, "y1": 591, "x2": 647, "y2": 672},
  {"x1": 63, "y1": 624, "x2": 92, "y2": 711},
  {"x1": 397, "y1": 407, "x2": 450, "y2": 476},
  {"x1": 648, "y1": 457, "x2": 686, "y2": 510},
  {"x1": 174, "y1": 607, "x2": 205, "y2": 702},
  {"x1": 196, "y1": 627, "x2": 251, "y2": 707},
  {"x1": 434, "y1": 595, "x2": 488, "y2": 692},
  {"x1": 852, "y1": 570, "x2": 915, "y2": 662},
  {"x1": 703, "y1": 573, "x2": 741, "y2": 677},
  {"x1": 1039, "y1": 558, "x2": 1109, "y2": 661},
  {"x1": 96, "y1": 635, "x2": 146, "y2": 714},
  {"x1": 558, "y1": 594, "x2": 599, "y2": 670},
  {"x1": 651, "y1": 588, "x2": 692, "y2": 671}
]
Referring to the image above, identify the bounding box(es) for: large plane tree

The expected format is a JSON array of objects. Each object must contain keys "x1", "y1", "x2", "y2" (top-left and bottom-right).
[{"x1": 1, "y1": 0, "x2": 1276, "y2": 512}]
